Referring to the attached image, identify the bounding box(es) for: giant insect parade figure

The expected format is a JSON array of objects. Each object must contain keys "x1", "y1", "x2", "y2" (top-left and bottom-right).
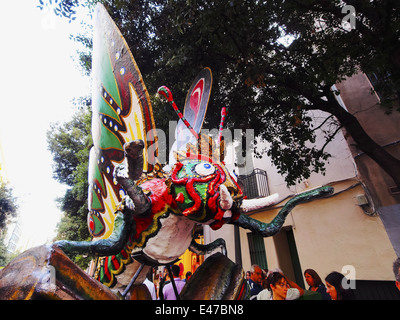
[{"x1": 0, "y1": 4, "x2": 333, "y2": 300}]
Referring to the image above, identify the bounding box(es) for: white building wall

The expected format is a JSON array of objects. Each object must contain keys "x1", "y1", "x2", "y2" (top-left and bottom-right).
[{"x1": 205, "y1": 109, "x2": 397, "y2": 282}]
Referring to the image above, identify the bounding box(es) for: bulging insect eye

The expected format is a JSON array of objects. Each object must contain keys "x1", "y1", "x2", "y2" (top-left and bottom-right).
[{"x1": 194, "y1": 162, "x2": 215, "y2": 176}]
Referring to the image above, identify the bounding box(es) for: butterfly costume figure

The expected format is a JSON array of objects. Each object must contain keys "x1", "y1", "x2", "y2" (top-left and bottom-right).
[{"x1": 0, "y1": 4, "x2": 333, "y2": 300}]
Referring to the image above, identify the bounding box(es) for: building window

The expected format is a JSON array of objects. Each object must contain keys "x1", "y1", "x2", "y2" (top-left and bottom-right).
[
  {"x1": 237, "y1": 168, "x2": 269, "y2": 200},
  {"x1": 366, "y1": 71, "x2": 398, "y2": 101},
  {"x1": 247, "y1": 233, "x2": 268, "y2": 270}
]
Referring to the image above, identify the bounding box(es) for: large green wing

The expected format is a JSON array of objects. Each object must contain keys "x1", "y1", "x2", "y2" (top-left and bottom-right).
[{"x1": 88, "y1": 3, "x2": 157, "y2": 242}]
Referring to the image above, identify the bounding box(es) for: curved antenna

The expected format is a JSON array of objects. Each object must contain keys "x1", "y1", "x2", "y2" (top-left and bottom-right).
[
  {"x1": 157, "y1": 86, "x2": 199, "y2": 139},
  {"x1": 218, "y1": 107, "x2": 228, "y2": 145}
]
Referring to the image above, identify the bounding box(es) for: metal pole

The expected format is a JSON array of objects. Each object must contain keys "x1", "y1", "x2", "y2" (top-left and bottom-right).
[
  {"x1": 166, "y1": 265, "x2": 180, "y2": 300},
  {"x1": 122, "y1": 263, "x2": 145, "y2": 298}
]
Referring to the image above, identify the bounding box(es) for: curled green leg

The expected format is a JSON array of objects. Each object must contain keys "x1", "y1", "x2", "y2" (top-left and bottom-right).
[
  {"x1": 231, "y1": 186, "x2": 333, "y2": 237},
  {"x1": 55, "y1": 208, "x2": 133, "y2": 257},
  {"x1": 189, "y1": 238, "x2": 227, "y2": 256}
]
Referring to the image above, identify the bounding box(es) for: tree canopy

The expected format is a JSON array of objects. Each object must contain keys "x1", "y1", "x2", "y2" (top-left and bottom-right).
[
  {"x1": 40, "y1": 0, "x2": 400, "y2": 188},
  {"x1": 0, "y1": 181, "x2": 18, "y2": 266},
  {"x1": 0, "y1": 182, "x2": 18, "y2": 231},
  {"x1": 46, "y1": 102, "x2": 92, "y2": 267}
]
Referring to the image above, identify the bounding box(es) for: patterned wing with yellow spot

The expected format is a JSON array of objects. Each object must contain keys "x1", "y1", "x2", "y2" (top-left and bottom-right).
[{"x1": 88, "y1": 4, "x2": 157, "y2": 242}]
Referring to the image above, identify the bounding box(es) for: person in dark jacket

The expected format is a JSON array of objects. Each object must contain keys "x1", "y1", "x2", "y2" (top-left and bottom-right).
[
  {"x1": 304, "y1": 269, "x2": 331, "y2": 300},
  {"x1": 248, "y1": 264, "x2": 264, "y2": 299},
  {"x1": 325, "y1": 271, "x2": 356, "y2": 300}
]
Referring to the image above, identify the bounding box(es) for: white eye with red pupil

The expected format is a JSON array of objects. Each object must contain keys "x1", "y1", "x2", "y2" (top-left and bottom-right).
[{"x1": 194, "y1": 162, "x2": 215, "y2": 176}]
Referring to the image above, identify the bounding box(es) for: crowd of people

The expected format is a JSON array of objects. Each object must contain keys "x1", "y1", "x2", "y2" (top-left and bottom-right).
[
  {"x1": 246, "y1": 257, "x2": 400, "y2": 300},
  {"x1": 246, "y1": 264, "x2": 356, "y2": 300},
  {"x1": 141, "y1": 265, "x2": 192, "y2": 300},
  {"x1": 138, "y1": 257, "x2": 400, "y2": 300}
]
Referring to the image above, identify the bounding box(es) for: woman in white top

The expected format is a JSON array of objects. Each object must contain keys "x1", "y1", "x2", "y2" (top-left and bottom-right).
[{"x1": 257, "y1": 271, "x2": 304, "y2": 300}]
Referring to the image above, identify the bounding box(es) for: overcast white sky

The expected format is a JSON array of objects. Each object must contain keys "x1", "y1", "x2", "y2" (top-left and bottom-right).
[{"x1": 0, "y1": 1, "x2": 92, "y2": 249}]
